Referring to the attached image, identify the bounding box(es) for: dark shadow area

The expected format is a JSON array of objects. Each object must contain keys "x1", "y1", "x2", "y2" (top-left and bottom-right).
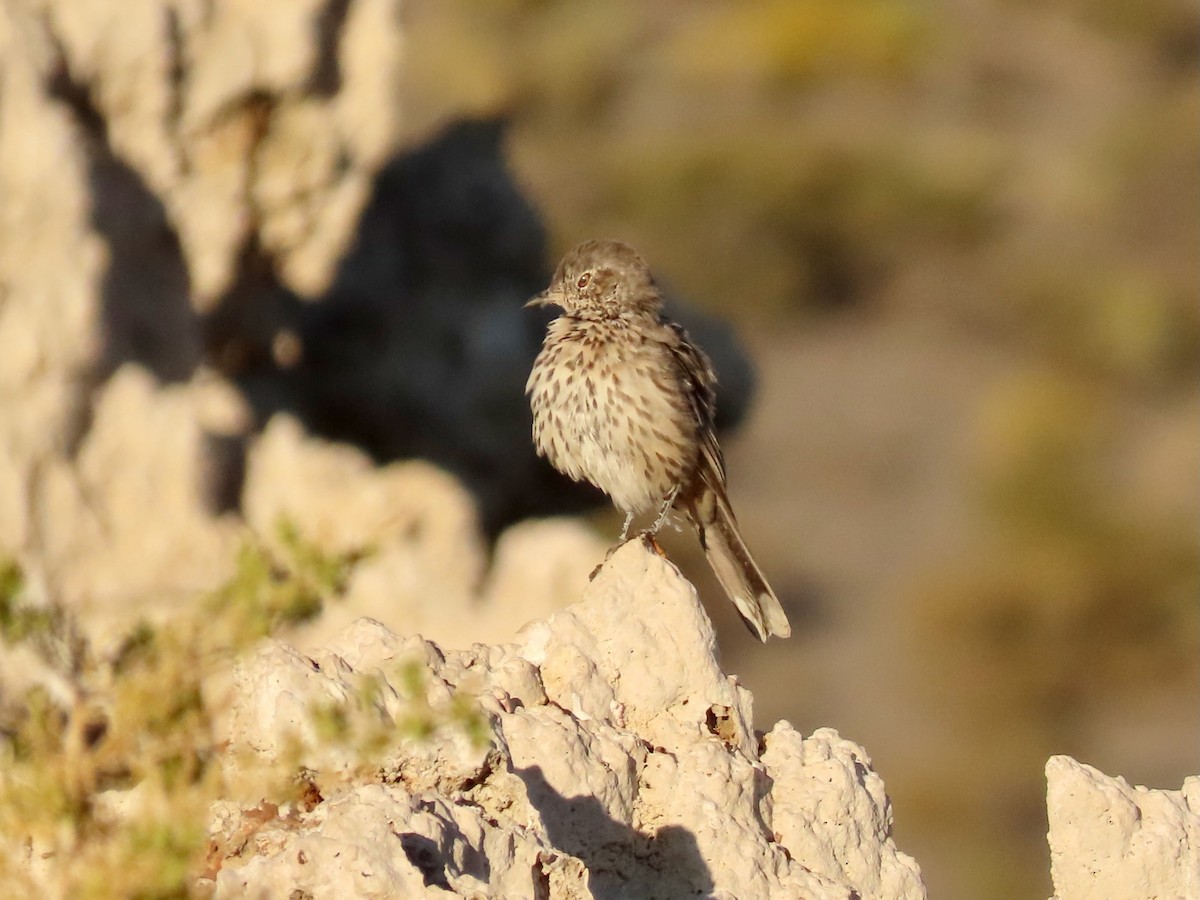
[
  {"x1": 41, "y1": 35, "x2": 202, "y2": 465},
  {"x1": 307, "y1": 0, "x2": 353, "y2": 97},
  {"x1": 202, "y1": 117, "x2": 759, "y2": 535},
  {"x1": 397, "y1": 814, "x2": 492, "y2": 888},
  {"x1": 89, "y1": 152, "x2": 201, "y2": 385},
  {"x1": 46, "y1": 47, "x2": 202, "y2": 389},
  {"x1": 44, "y1": 63, "x2": 760, "y2": 536},
  {"x1": 516, "y1": 765, "x2": 714, "y2": 899},
  {"x1": 398, "y1": 832, "x2": 452, "y2": 889}
]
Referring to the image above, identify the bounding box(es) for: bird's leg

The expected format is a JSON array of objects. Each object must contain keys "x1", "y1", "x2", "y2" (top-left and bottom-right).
[
  {"x1": 618, "y1": 511, "x2": 636, "y2": 542},
  {"x1": 647, "y1": 485, "x2": 680, "y2": 537},
  {"x1": 592, "y1": 511, "x2": 638, "y2": 581}
]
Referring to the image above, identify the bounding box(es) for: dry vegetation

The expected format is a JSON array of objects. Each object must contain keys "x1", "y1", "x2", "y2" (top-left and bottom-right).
[{"x1": 0, "y1": 523, "x2": 482, "y2": 898}]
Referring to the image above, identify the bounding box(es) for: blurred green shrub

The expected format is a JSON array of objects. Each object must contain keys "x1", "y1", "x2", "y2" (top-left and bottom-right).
[{"x1": 0, "y1": 522, "x2": 480, "y2": 898}]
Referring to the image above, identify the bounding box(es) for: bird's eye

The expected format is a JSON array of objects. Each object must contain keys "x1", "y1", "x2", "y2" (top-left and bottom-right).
[{"x1": 576, "y1": 272, "x2": 591, "y2": 289}]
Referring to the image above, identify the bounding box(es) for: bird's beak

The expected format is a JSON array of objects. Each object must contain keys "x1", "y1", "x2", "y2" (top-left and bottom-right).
[{"x1": 524, "y1": 289, "x2": 553, "y2": 309}]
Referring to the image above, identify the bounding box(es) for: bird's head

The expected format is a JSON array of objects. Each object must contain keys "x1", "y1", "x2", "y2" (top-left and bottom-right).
[{"x1": 526, "y1": 240, "x2": 663, "y2": 320}]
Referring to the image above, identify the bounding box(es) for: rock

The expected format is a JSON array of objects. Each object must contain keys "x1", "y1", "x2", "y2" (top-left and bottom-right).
[
  {"x1": 243, "y1": 415, "x2": 481, "y2": 564},
  {"x1": 0, "y1": 4, "x2": 105, "y2": 553},
  {"x1": 763, "y1": 725, "x2": 926, "y2": 899},
  {"x1": 240, "y1": 417, "x2": 615, "y2": 650},
  {"x1": 1046, "y1": 755, "x2": 1200, "y2": 900},
  {"x1": 475, "y1": 517, "x2": 611, "y2": 643},
  {"x1": 214, "y1": 541, "x2": 925, "y2": 898},
  {"x1": 213, "y1": 782, "x2": 592, "y2": 899},
  {"x1": 241, "y1": 415, "x2": 488, "y2": 648},
  {"x1": 39, "y1": 0, "x2": 402, "y2": 304},
  {"x1": 0, "y1": 0, "x2": 402, "y2": 631},
  {"x1": 33, "y1": 366, "x2": 248, "y2": 646}
]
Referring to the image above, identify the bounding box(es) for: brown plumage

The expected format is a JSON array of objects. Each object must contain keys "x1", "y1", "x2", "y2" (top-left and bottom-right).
[{"x1": 525, "y1": 240, "x2": 790, "y2": 641}]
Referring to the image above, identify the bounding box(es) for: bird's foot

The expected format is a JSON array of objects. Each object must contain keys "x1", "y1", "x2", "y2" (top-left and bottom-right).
[
  {"x1": 590, "y1": 529, "x2": 667, "y2": 582},
  {"x1": 617, "y1": 511, "x2": 635, "y2": 543},
  {"x1": 637, "y1": 530, "x2": 668, "y2": 558}
]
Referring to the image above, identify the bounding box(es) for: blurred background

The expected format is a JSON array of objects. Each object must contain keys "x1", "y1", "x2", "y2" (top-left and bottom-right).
[
  {"x1": 1, "y1": 0, "x2": 1197, "y2": 896},
  {"x1": 395, "y1": 1, "x2": 1199, "y2": 896}
]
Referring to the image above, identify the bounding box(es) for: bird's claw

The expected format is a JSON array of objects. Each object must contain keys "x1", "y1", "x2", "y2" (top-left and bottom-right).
[
  {"x1": 590, "y1": 531, "x2": 666, "y2": 581},
  {"x1": 638, "y1": 531, "x2": 667, "y2": 557}
]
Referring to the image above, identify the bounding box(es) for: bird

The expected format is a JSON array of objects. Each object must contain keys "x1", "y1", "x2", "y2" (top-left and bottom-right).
[{"x1": 524, "y1": 239, "x2": 791, "y2": 641}]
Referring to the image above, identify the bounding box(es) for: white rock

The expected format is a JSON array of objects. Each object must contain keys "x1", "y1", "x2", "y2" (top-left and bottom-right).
[
  {"x1": 242, "y1": 415, "x2": 487, "y2": 647},
  {"x1": 475, "y1": 517, "x2": 610, "y2": 643},
  {"x1": 0, "y1": 5, "x2": 104, "y2": 552},
  {"x1": 33, "y1": 366, "x2": 245, "y2": 645},
  {"x1": 0, "y1": 0, "x2": 404, "y2": 634},
  {"x1": 763, "y1": 724, "x2": 926, "y2": 899},
  {"x1": 1046, "y1": 755, "x2": 1200, "y2": 900},
  {"x1": 216, "y1": 540, "x2": 921, "y2": 898},
  {"x1": 38, "y1": 0, "x2": 401, "y2": 303}
]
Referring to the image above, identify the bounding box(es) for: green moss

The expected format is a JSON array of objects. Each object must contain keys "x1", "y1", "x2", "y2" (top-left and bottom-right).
[
  {"x1": 311, "y1": 700, "x2": 353, "y2": 745},
  {"x1": 449, "y1": 692, "x2": 491, "y2": 751},
  {"x1": 74, "y1": 819, "x2": 206, "y2": 900}
]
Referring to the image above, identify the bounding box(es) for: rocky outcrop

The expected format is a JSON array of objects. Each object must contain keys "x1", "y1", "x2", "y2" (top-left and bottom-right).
[
  {"x1": 31, "y1": 366, "x2": 248, "y2": 646},
  {"x1": 238, "y1": 414, "x2": 611, "y2": 649},
  {"x1": 1047, "y1": 755, "x2": 1200, "y2": 900},
  {"x1": 210, "y1": 541, "x2": 926, "y2": 899},
  {"x1": 0, "y1": 0, "x2": 403, "y2": 635}
]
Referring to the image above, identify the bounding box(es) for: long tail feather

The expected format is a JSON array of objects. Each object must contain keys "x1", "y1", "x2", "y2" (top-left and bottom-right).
[{"x1": 688, "y1": 485, "x2": 791, "y2": 642}]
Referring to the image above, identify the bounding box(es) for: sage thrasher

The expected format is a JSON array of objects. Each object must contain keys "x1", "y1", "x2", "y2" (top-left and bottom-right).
[{"x1": 525, "y1": 239, "x2": 791, "y2": 641}]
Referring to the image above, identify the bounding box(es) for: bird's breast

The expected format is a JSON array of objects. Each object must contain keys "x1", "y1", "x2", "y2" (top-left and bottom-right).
[{"x1": 527, "y1": 319, "x2": 699, "y2": 513}]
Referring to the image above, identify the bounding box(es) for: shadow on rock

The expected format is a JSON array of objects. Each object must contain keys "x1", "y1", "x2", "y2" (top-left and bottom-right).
[
  {"x1": 47, "y1": 53, "x2": 202, "y2": 392},
  {"x1": 199, "y1": 117, "x2": 757, "y2": 534},
  {"x1": 516, "y1": 765, "x2": 714, "y2": 899}
]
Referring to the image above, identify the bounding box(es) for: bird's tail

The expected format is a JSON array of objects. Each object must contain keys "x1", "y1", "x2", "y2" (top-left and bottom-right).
[{"x1": 688, "y1": 484, "x2": 791, "y2": 642}]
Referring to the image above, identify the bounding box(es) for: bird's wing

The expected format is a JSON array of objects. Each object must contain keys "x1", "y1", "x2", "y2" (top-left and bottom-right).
[{"x1": 661, "y1": 319, "x2": 726, "y2": 485}]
